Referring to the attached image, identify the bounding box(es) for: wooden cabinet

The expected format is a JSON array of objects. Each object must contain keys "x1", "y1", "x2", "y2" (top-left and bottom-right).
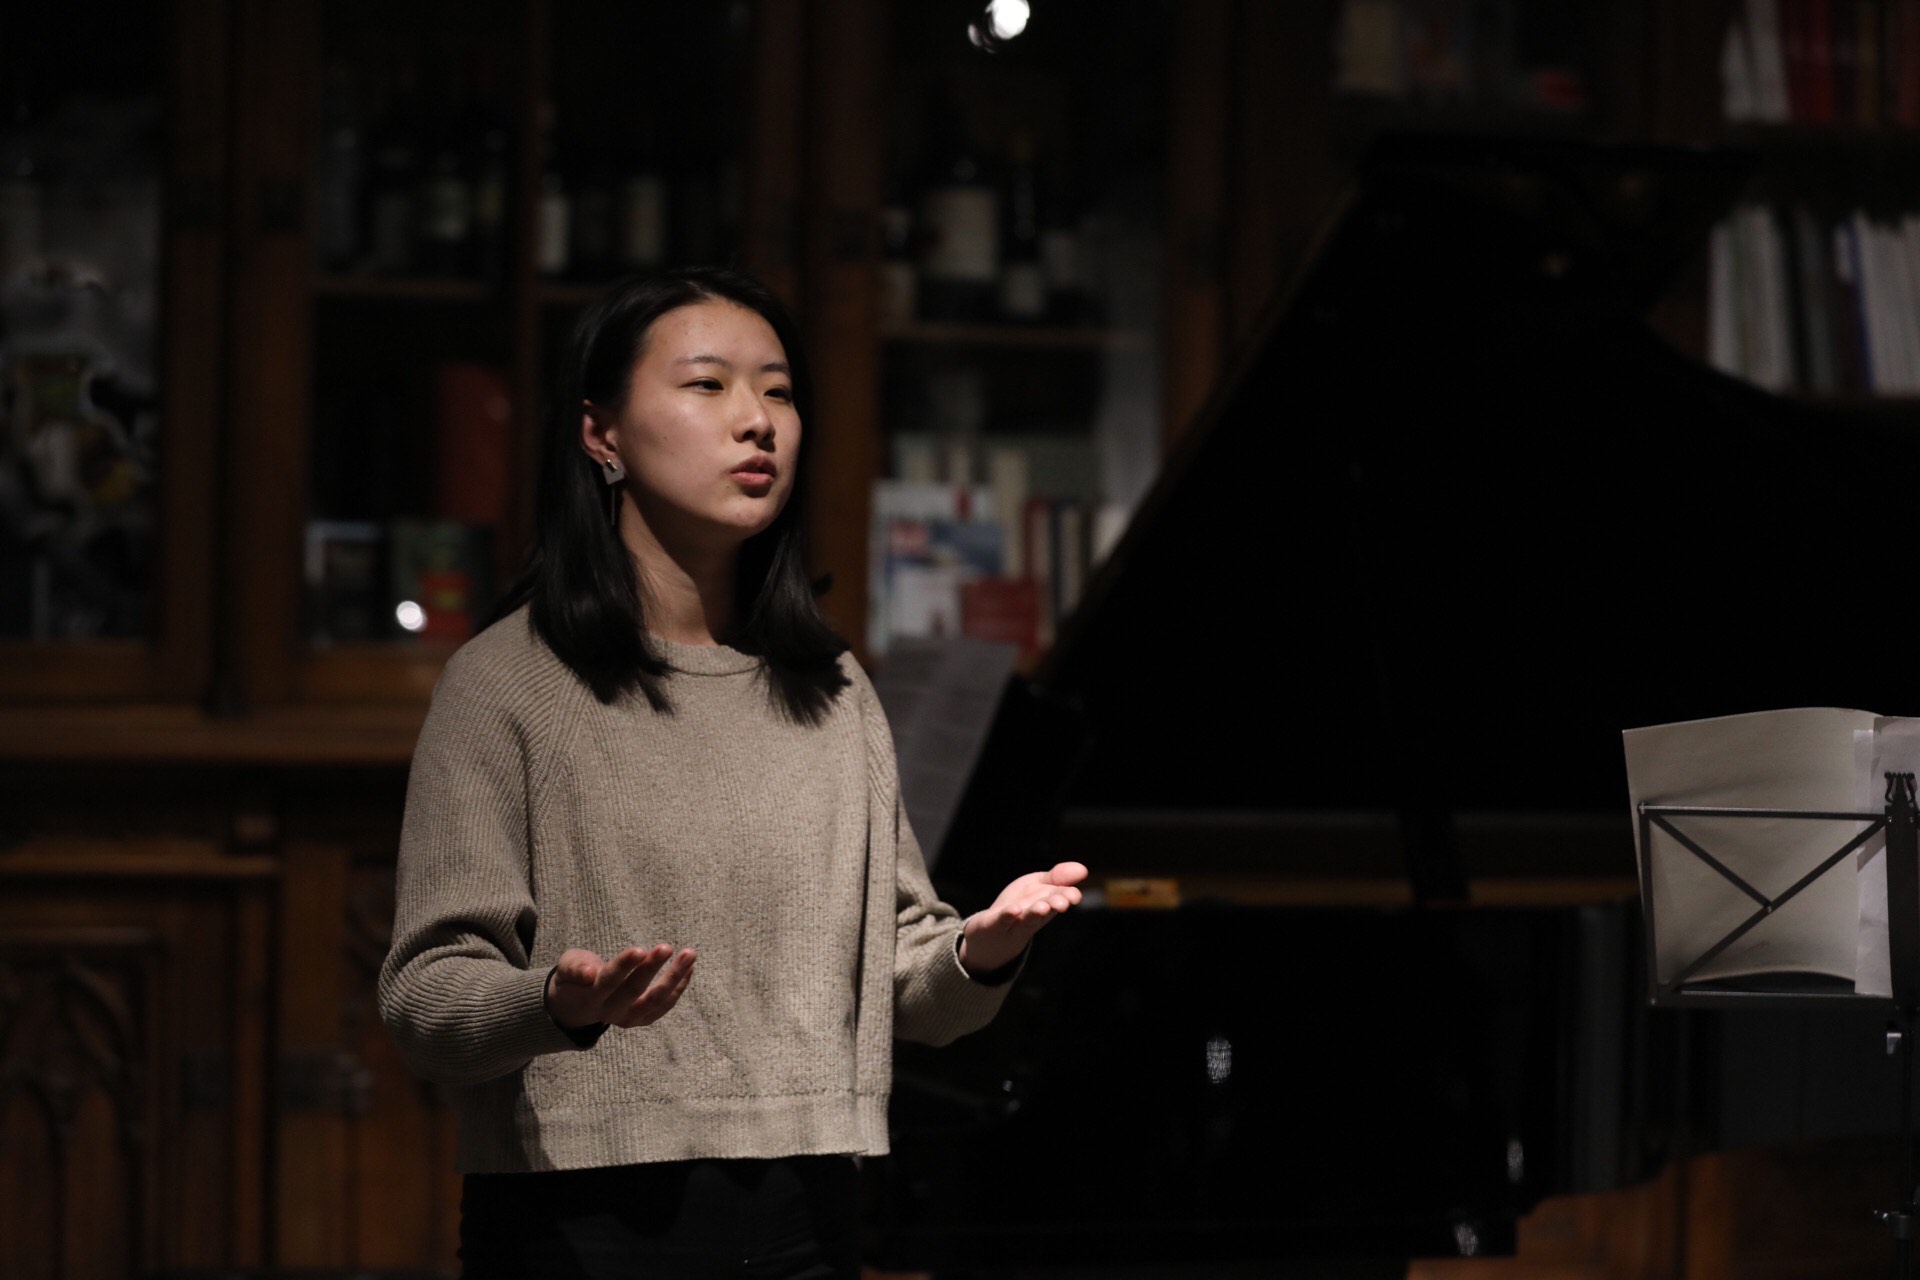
[
  {"x1": 0, "y1": 0, "x2": 804, "y2": 717},
  {"x1": 8, "y1": 2, "x2": 1910, "y2": 1276},
  {"x1": 0, "y1": 0, "x2": 230, "y2": 704}
]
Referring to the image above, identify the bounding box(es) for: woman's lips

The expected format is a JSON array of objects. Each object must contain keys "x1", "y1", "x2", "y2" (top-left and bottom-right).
[{"x1": 731, "y1": 467, "x2": 775, "y2": 493}]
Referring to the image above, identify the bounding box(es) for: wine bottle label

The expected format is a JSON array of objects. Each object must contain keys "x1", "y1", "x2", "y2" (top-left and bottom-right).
[
  {"x1": 619, "y1": 175, "x2": 668, "y2": 267},
  {"x1": 538, "y1": 187, "x2": 570, "y2": 273},
  {"x1": 880, "y1": 260, "x2": 917, "y2": 326},
  {"x1": 369, "y1": 192, "x2": 413, "y2": 271},
  {"x1": 1040, "y1": 228, "x2": 1080, "y2": 289},
  {"x1": 420, "y1": 175, "x2": 472, "y2": 242},
  {"x1": 573, "y1": 187, "x2": 613, "y2": 264},
  {"x1": 473, "y1": 170, "x2": 505, "y2": 229},
  {"x1": 319, "y1": 135, "x2": 360, "y2": 267},
  {"x1": 999, "y1": 262, "x2": 1046, "y2": 319},
  {"x1": 922, "y1": 186, "x2": 998, "y2": 282}
]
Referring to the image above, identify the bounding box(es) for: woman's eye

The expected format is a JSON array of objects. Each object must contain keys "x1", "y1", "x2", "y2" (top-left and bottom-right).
[
  {"x1": 766, "y1": 386, "x2": 793, "y2": 402},
  {"x1": 689, "y1": 378, "x2": 722, "y2": 391}
]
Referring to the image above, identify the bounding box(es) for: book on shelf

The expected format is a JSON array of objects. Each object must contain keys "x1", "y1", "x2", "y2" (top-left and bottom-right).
[
  {"x1": 1022, "y1": 494, "x2": 1055, "y2": 650},
  {"x1": 1728, "y1": 0, "x2": 1920, "y2": 125},
  {"x1": 1624, "y1": 707, "x2": 1920, "y2": 997},
  {"x1": 1899, "y1": 0, "x2": 1920, "y2": 127},
  {"x1": 305, "y1": 520, "x2": 385, "y2": 644},
  {"x1": 389, "y1": 518, "x2": 493, "y2": 644},
  {"x1": 869, "y1": 476, "x2": 1106, "y2": 660},
  {"x1": 868, "y1": 481, "x2": 1000, "y2": 655},
  {"x1": 959, "y1": 577, "x2": 1042, "y2": 664},
  {"x1": 1708, "y1": 201, "x2": 1920, "y2": 396},
  {"x1": 432, "y1": 362, "x2": 512, "y2": 528},
  {"x1": 1329, "y1": 0, "x2": 1587, "y2": 111}
]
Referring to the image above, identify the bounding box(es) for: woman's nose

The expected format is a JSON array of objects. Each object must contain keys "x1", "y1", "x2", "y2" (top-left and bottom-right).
[{"x1": 735, "y1": 397, "x2": 774, "y2": 444}]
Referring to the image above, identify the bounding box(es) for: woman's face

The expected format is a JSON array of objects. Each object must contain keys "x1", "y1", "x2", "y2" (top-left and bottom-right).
[{"x1": 585, "y1": 299, "x2": 801, "y2": 553}]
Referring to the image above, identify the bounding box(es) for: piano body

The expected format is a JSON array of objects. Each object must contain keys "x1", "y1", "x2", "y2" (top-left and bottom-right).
[{"x1": 863, "y1": 135, "x2": 1914, "y2": 1272}]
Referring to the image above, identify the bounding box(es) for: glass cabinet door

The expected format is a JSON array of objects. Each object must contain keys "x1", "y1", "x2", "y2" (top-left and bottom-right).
[
  {"x1": 226, "y1": 0, "x2": 776, "y2": 705},
  {"x1": 0, "y1": 0, "x2": 227, "y2": 701},
  {"x1": 300, "y1": 0, "x2": 523, "y2": 669},
  {"x1": 863, "y1": 0, "x2": 1170, "y2": 666}
]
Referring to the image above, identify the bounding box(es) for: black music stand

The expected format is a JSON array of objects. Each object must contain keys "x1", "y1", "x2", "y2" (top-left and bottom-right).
[{"x1": 1637, "y1": 772, "x2": 1920, "y2": 1277}]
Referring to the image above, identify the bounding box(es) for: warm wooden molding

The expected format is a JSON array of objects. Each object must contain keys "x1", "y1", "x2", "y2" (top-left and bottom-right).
[
  {"x1": 0, "y1": 705, "x2": 424, "y2": 766},
  {"x1": 0, "y1": 842, "x2": 278, "y2": 881}
]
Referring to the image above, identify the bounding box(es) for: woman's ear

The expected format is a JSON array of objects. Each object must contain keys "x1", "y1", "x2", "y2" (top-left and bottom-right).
[{"x1": 581, "y1": 400, "x2": 617, "y2": 462}]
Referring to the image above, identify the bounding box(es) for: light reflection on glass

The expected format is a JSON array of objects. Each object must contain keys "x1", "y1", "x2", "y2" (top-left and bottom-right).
[
  {"x1": 1204, "y1": 1034, "x2": 1231, "y2": 1085},
  {"x1": 395, "y1": 599, "x2": 427, "y2": 633},
  {"x1": 968, "y1": 0, "x2": 1031, "y2": 50},
  {"x1": 0, "y1": 10, "x2": 163, "y2": 640}
]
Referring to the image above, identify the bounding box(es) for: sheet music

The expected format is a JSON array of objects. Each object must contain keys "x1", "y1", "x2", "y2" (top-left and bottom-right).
[
  {"x1": 1624, "y1": 707, "x2": 1874, "y2": 987},
  {"x1": 870, "y1": 636, "x2": 1019, "y2": 870},
  {"x1": 1855, "y1": 718, "x2": 1920, "y2": 997}
]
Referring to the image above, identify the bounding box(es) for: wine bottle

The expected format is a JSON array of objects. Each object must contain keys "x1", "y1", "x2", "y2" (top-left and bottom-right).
[
  {"x1": 466, "y1": 63, "x2": 510, "y2": 282},
  {"x1": 535, "y1": 105, "x2": 570, "y2": 277},
  {"x1": 879, "y1": 170, "x2": 917, "y2": 326},
  {"x1": 363, "y1": 72, "x2": 421, "y2": 275},
  {"x1": 537, "y1": 167, "x2": 570, "y2": 278},
  {"x1": 316, "y1": 65, "x2": 362, "y2": 272},
  {"x1": 917, "y1": 93, "x2": 998, "y2": 322},
  {"x1": 413, "y1": 74, "x2": 474, "y2": 277},
  {"x1": 997, "y1": 129, "x2": 1045, "y2": 322},
  {"x1": 1039, "y1": 160, "x2": 1086, "y2": 325},
  {"x1": 571, "y1": 155, "x2": 616, "y2": 277},
  {"x1": 617, "y1": 149, "x2": 669, "y2": 271}
]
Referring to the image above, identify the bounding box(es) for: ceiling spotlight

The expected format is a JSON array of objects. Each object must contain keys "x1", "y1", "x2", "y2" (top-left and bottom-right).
[{"x1": 969, "y1": 0, "x2": 1030, "y2": 50}]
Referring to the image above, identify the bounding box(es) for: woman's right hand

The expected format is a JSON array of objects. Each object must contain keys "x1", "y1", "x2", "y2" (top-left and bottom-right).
[{"x1": 545, "y1": 943, "x2": 696, "y2": 1031}]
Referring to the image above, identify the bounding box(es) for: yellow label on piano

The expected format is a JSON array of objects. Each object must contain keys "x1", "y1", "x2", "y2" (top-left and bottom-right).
[{"x1": 1104, "y1": 877, "x2": 1180, "y2": 909}]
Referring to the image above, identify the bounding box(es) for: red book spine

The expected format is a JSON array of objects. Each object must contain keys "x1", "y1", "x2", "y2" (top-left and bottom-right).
[
  {"x1": 1807, "y1": 0, "x2": 1840, "y2": 123},
  {"x1": 1897, "y1": 0, "x2": 1920, "y2": 128},
  {"x1": 432, "y1": 363, "x2": 513, "y2": 527},
  {"x1": 1780, "y1": 0, "x2": 1813, "y2": 120},
  {"x1": 960, "y1": 577, "x2": 1042, "y2": 664}
]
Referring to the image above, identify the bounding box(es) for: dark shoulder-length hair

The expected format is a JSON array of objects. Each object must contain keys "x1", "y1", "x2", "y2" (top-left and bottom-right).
[{"x1": 488, "y1": 265, "x2": 850, "y2": 723}]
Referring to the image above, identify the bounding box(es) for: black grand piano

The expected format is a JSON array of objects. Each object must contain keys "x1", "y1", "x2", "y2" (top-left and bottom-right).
[{"x1": 861, "y1": 135, "x2": 1915, "y2": 1274}]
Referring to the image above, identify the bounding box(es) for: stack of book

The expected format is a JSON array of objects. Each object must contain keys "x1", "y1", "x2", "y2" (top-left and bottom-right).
[
  {"x1": 304, "y1": 361, "x2": 511, "y2": 644},
  {"x1": 1722, "y1": 0, "x2": 1920, "y2": 127},
  {"x1": 1707, "y1": 202, "x2": 1920, "y2": 395},
  {"x1": 868, "y1": 478, "x2": 1113, "y2": 663}
]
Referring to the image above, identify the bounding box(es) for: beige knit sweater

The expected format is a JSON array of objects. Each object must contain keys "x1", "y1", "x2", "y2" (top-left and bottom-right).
[{"x1": 376, "y1": 606, "x2": 1017, "y2": 1173}]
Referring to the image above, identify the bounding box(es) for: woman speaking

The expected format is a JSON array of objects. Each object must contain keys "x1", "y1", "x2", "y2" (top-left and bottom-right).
[{"x1": 377, "y1": 265, "x2": 1084, "y2": 1278}]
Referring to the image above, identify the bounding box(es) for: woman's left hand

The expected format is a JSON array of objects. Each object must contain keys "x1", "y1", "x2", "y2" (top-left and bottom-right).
[{"x1": 959, "y1": 861, "x2": 1089, "y2": 976}]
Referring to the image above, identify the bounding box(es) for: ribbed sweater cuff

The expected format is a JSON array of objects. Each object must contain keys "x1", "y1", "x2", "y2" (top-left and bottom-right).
[
  {"x1": 955, "y1": 932, "x2": 1027, "y2": 987},
  {"x1": 899, "y1": 926, "x2": 1023, "y2": 1044},
  {"x1": 485, "y1": 963, "x2": 602, "y2": 1067}
]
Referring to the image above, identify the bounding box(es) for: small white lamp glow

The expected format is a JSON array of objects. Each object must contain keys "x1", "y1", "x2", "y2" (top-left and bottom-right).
[
  {"x1": 988, "y1": 0, "x2": 1030, "y2": 39},
  {"x1": 969, "y1": 0, "x2": 1030, "y2": 48},
  {"x1": 395, "y1": 600, "x2": 427, "y2": 633},
  {"x1": 1204, "y1": 1034, "x2": 1232, "y2": 1085}
]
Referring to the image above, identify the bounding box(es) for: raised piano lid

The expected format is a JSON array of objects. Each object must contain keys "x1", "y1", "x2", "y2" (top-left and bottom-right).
[
  {"x1": 930, "y1": 131, "x2": 1920, "y2": 903},
  {"x1": 877, "y1": 135, "x2": 1907, "y2": 1270}
]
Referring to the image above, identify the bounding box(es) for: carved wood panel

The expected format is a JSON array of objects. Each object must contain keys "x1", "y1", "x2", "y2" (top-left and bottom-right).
[
  {"x1": 0, "y1": 929, "x2": 160, "y2": 1280},
  {"x1": 344, "y1": 859, "x2": 462, "y2": 1270},
  {"x1": 270, "y1": 831, "x2": 461, "y2": 1271},
  {"x1": 0, "y1": 857, "x2": 275, "y2": 1276}
]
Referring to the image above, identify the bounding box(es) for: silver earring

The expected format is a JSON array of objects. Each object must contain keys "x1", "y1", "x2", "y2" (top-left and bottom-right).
[{"x1": 600, "y1": 455, "x2": 626, "y2": 484}]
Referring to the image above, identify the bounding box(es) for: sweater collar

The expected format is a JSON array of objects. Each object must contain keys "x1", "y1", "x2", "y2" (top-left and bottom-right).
[{"x1": 647, "y1": 634, "x2": 763, "y2": 676}]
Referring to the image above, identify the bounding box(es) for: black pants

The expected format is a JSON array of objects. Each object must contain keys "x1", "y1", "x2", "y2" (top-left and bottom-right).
[{"x1": 458, "y1": 1155, "x2": 861, "y2": 1280}]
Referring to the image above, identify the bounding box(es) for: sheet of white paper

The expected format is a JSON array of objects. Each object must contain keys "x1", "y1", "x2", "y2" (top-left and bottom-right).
[
  {"x1": 870, "y1": 636, "x2": 1019, "y2": 870},
  {"x1": 1856, "y1": 719, "x2": 1920, "y2": 997},
  {"x1": 1624, "y1": 707, "x2": 1875, "y2": 987}
]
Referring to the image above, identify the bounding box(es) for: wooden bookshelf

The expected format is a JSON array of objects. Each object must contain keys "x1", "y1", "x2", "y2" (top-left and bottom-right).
[
  {"x1": 879, "y1": 320, "x2": 1153, "y2": 352},
  {"x1": 310, "y1": 273, "x2": 498, "y2": 303}
]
